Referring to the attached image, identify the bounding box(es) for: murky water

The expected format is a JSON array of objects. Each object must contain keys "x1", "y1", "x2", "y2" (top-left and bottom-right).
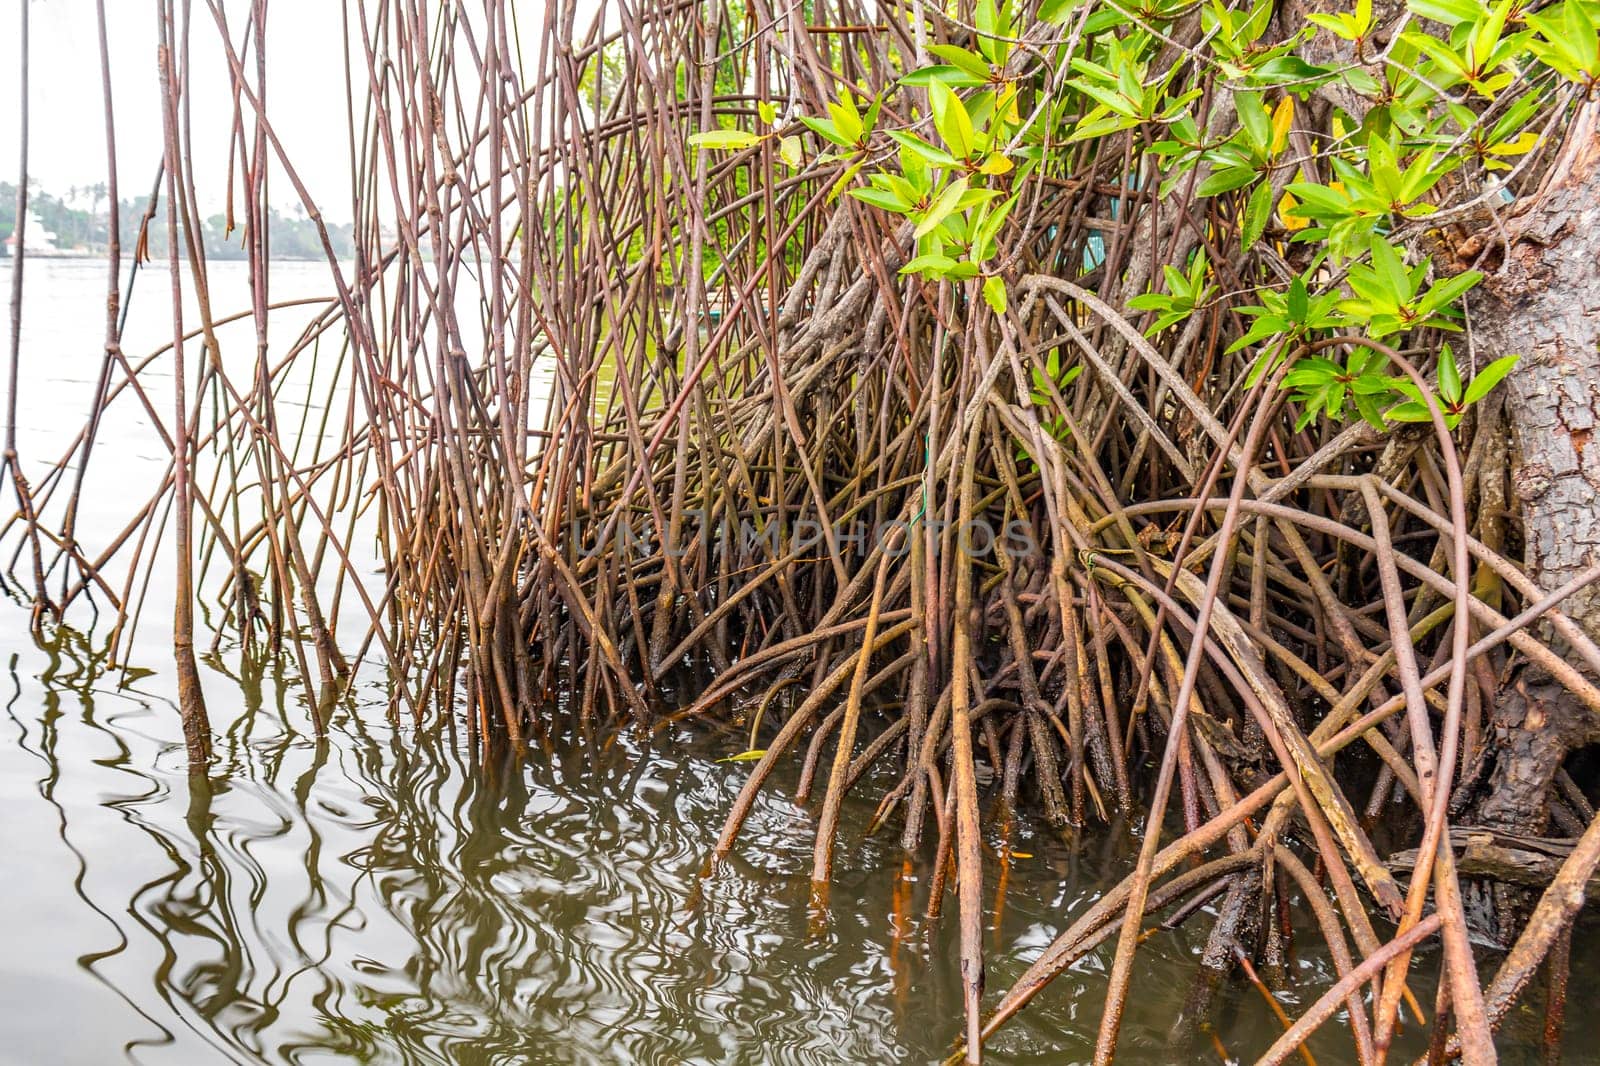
[
  {"x1": 1, "y1": 260, "x2": 1590, "y2": 1064},
  {"x1": 0, "y1": 609, "x2": 1367, "y2": 1066}
]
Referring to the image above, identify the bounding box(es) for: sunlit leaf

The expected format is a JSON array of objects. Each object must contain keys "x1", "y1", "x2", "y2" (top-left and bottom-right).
[
  {"x1": 983, "y1": 274, "x2": 1008, "y2": 314},
  {"x1": 779, "y1": 135, "x2": 804, "y2": 169},
  {"x1": 914, "y1": 176, "x2": 970, "y2": 238},
  {"x1": 689, "y1": 129, "x2": 761, "y2": 150}
]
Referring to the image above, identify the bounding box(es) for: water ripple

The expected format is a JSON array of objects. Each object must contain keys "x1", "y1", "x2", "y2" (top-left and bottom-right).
[{"x1": 5, "y1": 607, "x2": 1588, "y2": 1064}]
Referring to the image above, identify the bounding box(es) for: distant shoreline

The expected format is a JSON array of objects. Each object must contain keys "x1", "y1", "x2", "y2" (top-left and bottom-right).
[{"x1": 1, "y1": 254, "x2": 350, "y2": 265}]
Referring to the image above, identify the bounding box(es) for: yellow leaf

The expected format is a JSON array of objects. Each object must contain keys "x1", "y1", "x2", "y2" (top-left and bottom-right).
[
  {"x1": 689, "y1": 128, "x2": 762, "y2": 150},
  {"x1": 997, "y1": 81, "x2": 1021, "y2": 124},
  {"x1": 1488, "y1": 131, "x2": 1540, "y2": 156},
  {"x1": 1278, "y1": 190, "x2": 1310, "y2": 231},
  {"x1": 983, "y1": 273, "x2": 1008, "y2": 315},
  {"x1": 979, "y1": 153, "x2": 1014, "y2": 175},
  {"x1": 828, "y1": 159, "x2": 865, "y2": 203},
  {"x1": 718, "y1": 749, "x2": 768, "y2": 763},
  {"x1": 1270, "y1": 96, "x2": 1294, "y2": 157}
]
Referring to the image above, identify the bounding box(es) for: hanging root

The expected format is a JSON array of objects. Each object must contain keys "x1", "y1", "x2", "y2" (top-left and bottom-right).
[{"x1": 5, "y1": 0, "x2": 1600, "y2": 1062}]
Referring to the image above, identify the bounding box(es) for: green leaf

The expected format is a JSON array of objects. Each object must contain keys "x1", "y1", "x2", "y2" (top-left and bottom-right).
[
  {"x1": 829, "y1": 92, "x2": 865, "y2": 144},
  {"x1": 915, "y1": 177, "x2": 970, "y2": 238},
  {"x1": 1249, "y1": 56, "x2": 1338, "y2": 86},
  {"x1": 1231, "y1": 315, "x2": 1290, "y2": 355},
  {"x1": 900, "y1": 253, "x2": 960, "y2": 276},
  {"x1": 1287, "y1": 277, "x2": 1310, "y2": 324},
  {"x1": 1438, "y1": 344, "x2": 1462, "y2": 405},
  {"x1": 1419, "y1": 269, "x2": 1484, "y2": 315},
  {"x1": 1463, "y1": 354, "x2": 1519, "y2": 404},
  {"x1": 974, "y1": 0, "x2": 1012, "y2": 62},
  {"x1": 1405, "y1": 31, "x2": 1472, "y2": 82},
  {"x1": 901, "y1": 64, "x2": 988, "y2": 88},
  {"x1": 886, "y1": 129, "x2": 960, "y2": 167},
  {"x1": 1307, "y1": 12, "x2": 1352, "y2": 34},
  {"x1": 1236, "y1": 92, "x2": 1271, "y2": 153},
  {"x1": 1066, "y1": 107, "x2": 1139, "y2": 143},
  {"x1": 1284, "y1": 181, "x2": 1355, "y2": 220},
  {"x1": 798, "y1": 115, "x2": 851, "y2": 146},
  {"x1": 849, "y1": 187, "x2": 912, "y2": 213},
  {"x1": 1242, "y1": 0, "x2": 1274, "y2": 41},
  {"x1": 1197, "y1": 166, "x2": 1259, "y2": 197},
  {"x1": 1386, "y1": 400, "x2": 1434, "y2": 423},
  {"x1": 972, "y1": 193, "x2": 1018, "y2": 256},
  {"x1": 1242, "y1": 180, "x2": 1273, "y2": 249},
  {"x1": 1407, "y1": 0, "x2": 1483, "y2": 25},
  {"x1": 864, "y1": 95, "x2": 885, "y2": 137},
  {"x1": 689, "y1": 129, "x2": 762, "y2": 150},
  {"x1": 955, "y1": 187, "x2": 1003, "y2": 212},
  {"x1": 1567, "y1": 0, "x2": 1600, "y2": 74},
  {"x1": 874, "y1": 173, "x2": 922, "y2": 206},
  {"x1": 1370, "y1": 238, "x2": 1413, "y2": 304},
  {"x1": 928, "y1": 44, "x2": 994, "y2": 81},
  {"x1": 1355, "y1": 392, "x2": 1388, "y2": 430},
  {"x1": 1070, "y1": 77, "x2": 1139, "y2": 118},
  {"x1": 976, "y1": 0, "x2": 999, "y2": 38},
  {"x1": 1369, "y1": 134, "x2": 1403, "y2": 204},
  {"x1": 1285, "y1": 366, "x2": 1337, "y2": 388},
  {"x1": 929, "y1": 79, "x2": 976, "y2": 158}
]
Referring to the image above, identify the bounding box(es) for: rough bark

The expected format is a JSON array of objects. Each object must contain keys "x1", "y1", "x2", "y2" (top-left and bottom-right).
[{"x1": 1471, "y1": 112, "x2": 1600, "y2": 838}]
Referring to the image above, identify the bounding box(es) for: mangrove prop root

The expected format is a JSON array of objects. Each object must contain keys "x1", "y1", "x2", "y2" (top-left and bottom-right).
[{"x1": 5, "y1": 1, "x2": 1600, "y2": 1062}]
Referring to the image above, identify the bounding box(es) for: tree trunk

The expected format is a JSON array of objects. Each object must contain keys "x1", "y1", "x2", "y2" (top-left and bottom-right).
[{"x1": 1470, "y1": 109, "x2": 1600, "y2": 841}]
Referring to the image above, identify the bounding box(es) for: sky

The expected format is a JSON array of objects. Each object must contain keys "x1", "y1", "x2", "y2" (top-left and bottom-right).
[{"x1": 0, "y1": 1, "x2": 384, "y2": 224}]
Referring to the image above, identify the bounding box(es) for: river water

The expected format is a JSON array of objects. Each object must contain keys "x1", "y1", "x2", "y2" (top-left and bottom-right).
[{"x1": 0, "y1": 259, "x2": 1580, "y2": 1064}]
